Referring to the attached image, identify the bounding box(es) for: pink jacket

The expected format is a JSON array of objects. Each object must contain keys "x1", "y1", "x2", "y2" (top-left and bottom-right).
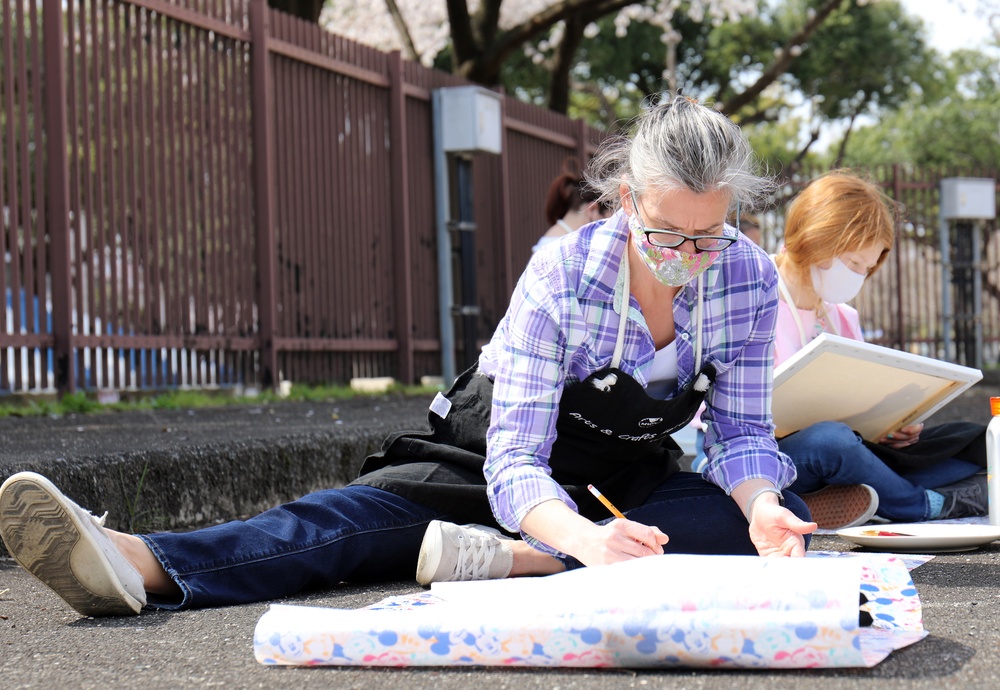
[{"x1": 773, "y1": 298, "x2": 864, "y2": 367}]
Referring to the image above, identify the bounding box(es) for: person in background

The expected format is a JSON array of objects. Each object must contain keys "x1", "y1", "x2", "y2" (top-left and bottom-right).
[
  {"x1": 532, "y1": 160, "x2": 611, "y2": 254},
  {"x1": 773, "y1": 170, "x2": 989, "y2": 527},
  {"x1": 732, "y1": 213, "x2": 763, "y2": 247}
]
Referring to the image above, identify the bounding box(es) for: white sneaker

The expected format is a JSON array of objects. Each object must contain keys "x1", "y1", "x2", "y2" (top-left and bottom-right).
[
  {"x1": 415, "y1": 520, "x2": 514, "y2": 586},
  {"x1": 0, "y1": 472, "x2": 146, "y2": 616}
]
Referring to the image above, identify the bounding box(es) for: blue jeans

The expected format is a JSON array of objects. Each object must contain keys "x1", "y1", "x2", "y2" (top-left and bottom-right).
[
  {"x1": 560, "y1": 471, "x2": 811, "y2": 570},
  {"x1": 139, "y1": 476, "x2": 810, "y2": 610},
  {"x1": 779, "y1": 421, "x2": 981, "y2": 522}
]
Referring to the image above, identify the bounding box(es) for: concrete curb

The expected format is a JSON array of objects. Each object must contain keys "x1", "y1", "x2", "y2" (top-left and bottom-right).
[
  {"x1": 4, "y1": 431, "x2": 385, "y2": 534},
  {"x1": 0, "y1": 397, "x2": 435, "y2": 555}
]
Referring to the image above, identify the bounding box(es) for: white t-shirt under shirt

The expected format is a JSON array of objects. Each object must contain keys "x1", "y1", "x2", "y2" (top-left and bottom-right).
[{"x1": 644, "y1": 340, "x2": 678, "y2": 400}]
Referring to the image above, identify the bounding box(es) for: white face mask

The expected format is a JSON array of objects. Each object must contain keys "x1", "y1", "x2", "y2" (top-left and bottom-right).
[{"x1": 810, "y1": 258, "x2": 866, "y2": 304}]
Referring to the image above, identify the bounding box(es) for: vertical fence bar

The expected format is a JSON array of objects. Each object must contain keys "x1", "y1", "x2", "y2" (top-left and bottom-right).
[
  {"x1": 28, "y1": 0, "x2": 43, "y2": 390},
  {"x1": 892, "y1": 164, "x2": 904, "y2": 351},
  {"x1": 388, "y1": 51, "x2": 413, "y2": 384},
  {"x1": 250, "y1": 0, "x2": 277, "y2": 389},
  {"x1": 43, "y1": 0, "x2": 74, "y2": 394},
  {"x1": 496, "y1": 99, "x2": 514, "y2": 301},
  {"x1": 11, "y1": 0, "x2": 27, "y2": 390}
]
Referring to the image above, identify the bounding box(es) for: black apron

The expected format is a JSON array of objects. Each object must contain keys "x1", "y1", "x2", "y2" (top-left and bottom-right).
[
  {"x1": 350, "y1": 362, "x2": 713, "y2": 527},
  {"x1": 351, "y1": 246, "x2": 714, "y2": 528}
]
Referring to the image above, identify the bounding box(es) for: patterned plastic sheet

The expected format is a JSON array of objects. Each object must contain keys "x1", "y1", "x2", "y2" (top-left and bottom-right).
[{"x1": 253, "y1": 552, "x2": 926, "y2": 668}]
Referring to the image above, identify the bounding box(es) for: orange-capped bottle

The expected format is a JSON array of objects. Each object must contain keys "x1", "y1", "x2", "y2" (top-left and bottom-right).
[{"x1": 989, "y1": 397, "x2": 1000, "y2": 525}]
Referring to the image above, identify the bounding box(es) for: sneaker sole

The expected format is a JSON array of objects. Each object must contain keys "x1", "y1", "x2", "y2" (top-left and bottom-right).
[
  {"x1": 414, "y1": 520, "x2": 445, "y2": 586},
  {"x1": 0, "y1": 474, "x2": 142, "y2": 616},
  {"x1": 801, "y1": 484, "x2": 879, "y2": 531}
]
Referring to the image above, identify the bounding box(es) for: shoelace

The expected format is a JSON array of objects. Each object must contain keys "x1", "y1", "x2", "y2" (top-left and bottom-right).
[
  {"x1": 454, "y1": 532, "x2": 497, "y2": 581},
  {"x1": 943, "y1": 486, "x2": 983, "y2": 514}
]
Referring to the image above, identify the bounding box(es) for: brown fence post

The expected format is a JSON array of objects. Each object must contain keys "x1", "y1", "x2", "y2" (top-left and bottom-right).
[
  {"x1": 388, "y1": 51, "x2": 414, "y2": 384},
  {"x1": 892, "y1": 163, "x2": 904, "y2": 350},
  {"x1": 43, "y1": 0, "x2": 74, "y2": 394},
  {"x1": 250, "y1": 0, "x2": 278, "y2": 390},
  {"x1": 575, "y1": 117, "x2": 589, "y2": 168},
  {"x1": 497, "y1": 96, "x2": 515, "y2": 299}
]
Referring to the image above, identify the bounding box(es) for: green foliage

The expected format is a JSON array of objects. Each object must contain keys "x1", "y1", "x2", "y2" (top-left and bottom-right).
[
  {"x1": 842, "y1": 48, "x2": 1000, "y2": 168},
  {"x1": 59, "y1": 392, "x2": 102, "y2": 414},
  {"x1": 745, "y1": 117, "x2": 821, "y2": 173},
  {"x1": 784, "y1": 0, "x2": 940, "y2": 120},
  {"x1": 0, "y1": 384, "x2": 436, "y2": 419}
]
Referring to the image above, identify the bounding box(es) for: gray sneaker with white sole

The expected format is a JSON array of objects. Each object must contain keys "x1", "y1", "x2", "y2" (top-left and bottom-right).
[{"x1": 0, "y1": 472, "x2": 146, "y2": 616}]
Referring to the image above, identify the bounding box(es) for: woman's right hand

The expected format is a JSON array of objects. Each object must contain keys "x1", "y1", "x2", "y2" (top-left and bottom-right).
[
  {"x1": 519, "y1": 499, "x2": 669, "y2": 566},
  {"x1": 573, "y1": 518, "x2": 670, "y2": 566}
]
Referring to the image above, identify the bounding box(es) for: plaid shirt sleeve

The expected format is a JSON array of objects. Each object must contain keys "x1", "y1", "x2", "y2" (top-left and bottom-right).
[
  {"x1": 696, "y1": 244, "x2": 797, "y2": 493},
  {"x1": 480, "y1": 253, "x2": 587, "y2": 535}
]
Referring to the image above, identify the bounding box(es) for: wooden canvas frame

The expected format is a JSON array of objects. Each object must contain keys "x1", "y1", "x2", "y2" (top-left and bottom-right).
[{"x1": 772, "y1": 334, "x2": 982, "y2": 441}]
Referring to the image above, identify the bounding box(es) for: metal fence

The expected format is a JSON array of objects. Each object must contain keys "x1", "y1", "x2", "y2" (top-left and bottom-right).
[{"x1": 1, "y1": 0, "x2": 997, "y2": 395}]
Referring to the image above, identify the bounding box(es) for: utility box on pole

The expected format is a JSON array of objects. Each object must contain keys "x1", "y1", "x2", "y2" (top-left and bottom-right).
[
  {"x1": 940, "y1": 177, "x2": 997, "y2": 370},
  {"x1": 432, "y1": 87, "x2": 503, "y2": 386}
]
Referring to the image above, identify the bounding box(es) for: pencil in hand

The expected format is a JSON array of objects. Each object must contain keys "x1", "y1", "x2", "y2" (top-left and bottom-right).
[{"x1": 587, "y1": 483, "x2": 626, "y2": 519}]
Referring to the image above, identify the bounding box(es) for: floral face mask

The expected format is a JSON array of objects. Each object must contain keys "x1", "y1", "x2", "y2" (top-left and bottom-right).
[{"x1": 626, "y1": 196, "x2": 724, "y2": 287}]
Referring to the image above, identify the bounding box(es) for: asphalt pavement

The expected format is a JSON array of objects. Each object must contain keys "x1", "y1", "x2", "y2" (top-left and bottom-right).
[{"x1": 2, "y1": 374, "x2": 1000, "y2": 688}]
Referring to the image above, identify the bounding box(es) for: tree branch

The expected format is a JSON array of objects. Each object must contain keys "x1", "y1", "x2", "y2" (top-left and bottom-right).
[
  {"x1": 446, "y1": 0, "x2": 479, "y2": 70},
  {"x1": 475, "y1": 0, "x2": 504, "y2": 48},
  {"x1": 794, "y1": 126, "x2": 822, "y2": 165},
  {"x1": 463, "y1": 0, "x2": 634, "y2": 82},
  {"x1": 383, "y1": 0, "x2": 419, "y2": 62},
  {"x1": 548, "y1": 13, "x2": 588, "y2": 113},
  {"x1": 720, "y1": 0, "x2": 849, "y2": 116},
  {"x1": 833, "y1": 109, "x2": 860, "y2": 168}
]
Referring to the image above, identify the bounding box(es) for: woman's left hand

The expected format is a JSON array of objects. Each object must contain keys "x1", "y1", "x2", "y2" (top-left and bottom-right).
[
  {"x1": 877, "y1": 422, "x2": 923, "y2": 449},
  {"x1": 748, "y1": 501, "x2": 817, "y2": 557}
]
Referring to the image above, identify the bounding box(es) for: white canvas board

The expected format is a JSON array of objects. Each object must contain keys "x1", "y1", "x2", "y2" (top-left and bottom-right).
[{"x1": 772, "y1": 333, "x2": 982, "y2": 442}]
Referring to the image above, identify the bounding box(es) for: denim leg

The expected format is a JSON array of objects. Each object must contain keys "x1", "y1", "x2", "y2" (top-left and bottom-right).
[
  {"x1": 779, "y1": 421, "x2": 930, "y2": 522},
  {"x1": 558, "y1": 472, "x2": 811, "y2": 570},
  {"x1": 901, "y1": 457, "x2": 982, "y2": 489},
  {"x1": 140, "y1": 485, "x2": 446, "y2": 610}
]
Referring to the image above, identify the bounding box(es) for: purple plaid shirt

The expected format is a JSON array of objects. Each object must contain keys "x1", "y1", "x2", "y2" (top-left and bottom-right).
[{"x1": 478, "y1": 211, "x2": 796, "y2": 536}]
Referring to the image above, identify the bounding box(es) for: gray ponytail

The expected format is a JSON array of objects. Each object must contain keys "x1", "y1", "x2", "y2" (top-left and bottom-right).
[{"x1": 586, "y1": 95, "x2": 774, "y2": 212}]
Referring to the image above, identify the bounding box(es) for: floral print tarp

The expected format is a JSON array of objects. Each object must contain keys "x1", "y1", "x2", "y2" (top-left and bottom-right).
[{"x1": 253, "y1": 552, "x2": 926, "y2": 669}]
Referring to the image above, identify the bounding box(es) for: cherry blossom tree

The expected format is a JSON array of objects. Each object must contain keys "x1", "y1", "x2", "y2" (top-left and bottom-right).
[
  {"x1": 319, "y1": 0, "x2": 995, "y2": 124},
  {"x1": 322, "y1": 1, "x2": 757, "y2": 84},
  {"x1": 321, "y1": 0, "x2": 868, "y2": 115}
]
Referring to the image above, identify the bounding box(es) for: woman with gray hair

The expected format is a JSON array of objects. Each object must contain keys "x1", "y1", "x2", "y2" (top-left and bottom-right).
[
  {"x1": 411, "y1": 94, "x2": 815, "y2": 582},
  {"x1": 0, "y1": 96, "x2": 814, "y2": 619}
]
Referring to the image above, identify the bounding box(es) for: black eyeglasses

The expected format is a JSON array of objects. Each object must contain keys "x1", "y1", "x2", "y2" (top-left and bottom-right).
[{"x1": 642, "y1": 229, "x2": 737, "y2": 253}]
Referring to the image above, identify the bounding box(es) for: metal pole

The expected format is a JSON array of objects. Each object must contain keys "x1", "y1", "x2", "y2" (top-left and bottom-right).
[
  {"x1": 973, "y1": 220, "x2": 984, "y2": 370},
  {"x1": 940, "y1": 214, "x2": 952, "y2": 362},
  {"x1": 432, "y1": 91, "x2": 456, "y2": 386},
  {"x1": 454, "y1": 155, "x2": 479, "y2": 371}
]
